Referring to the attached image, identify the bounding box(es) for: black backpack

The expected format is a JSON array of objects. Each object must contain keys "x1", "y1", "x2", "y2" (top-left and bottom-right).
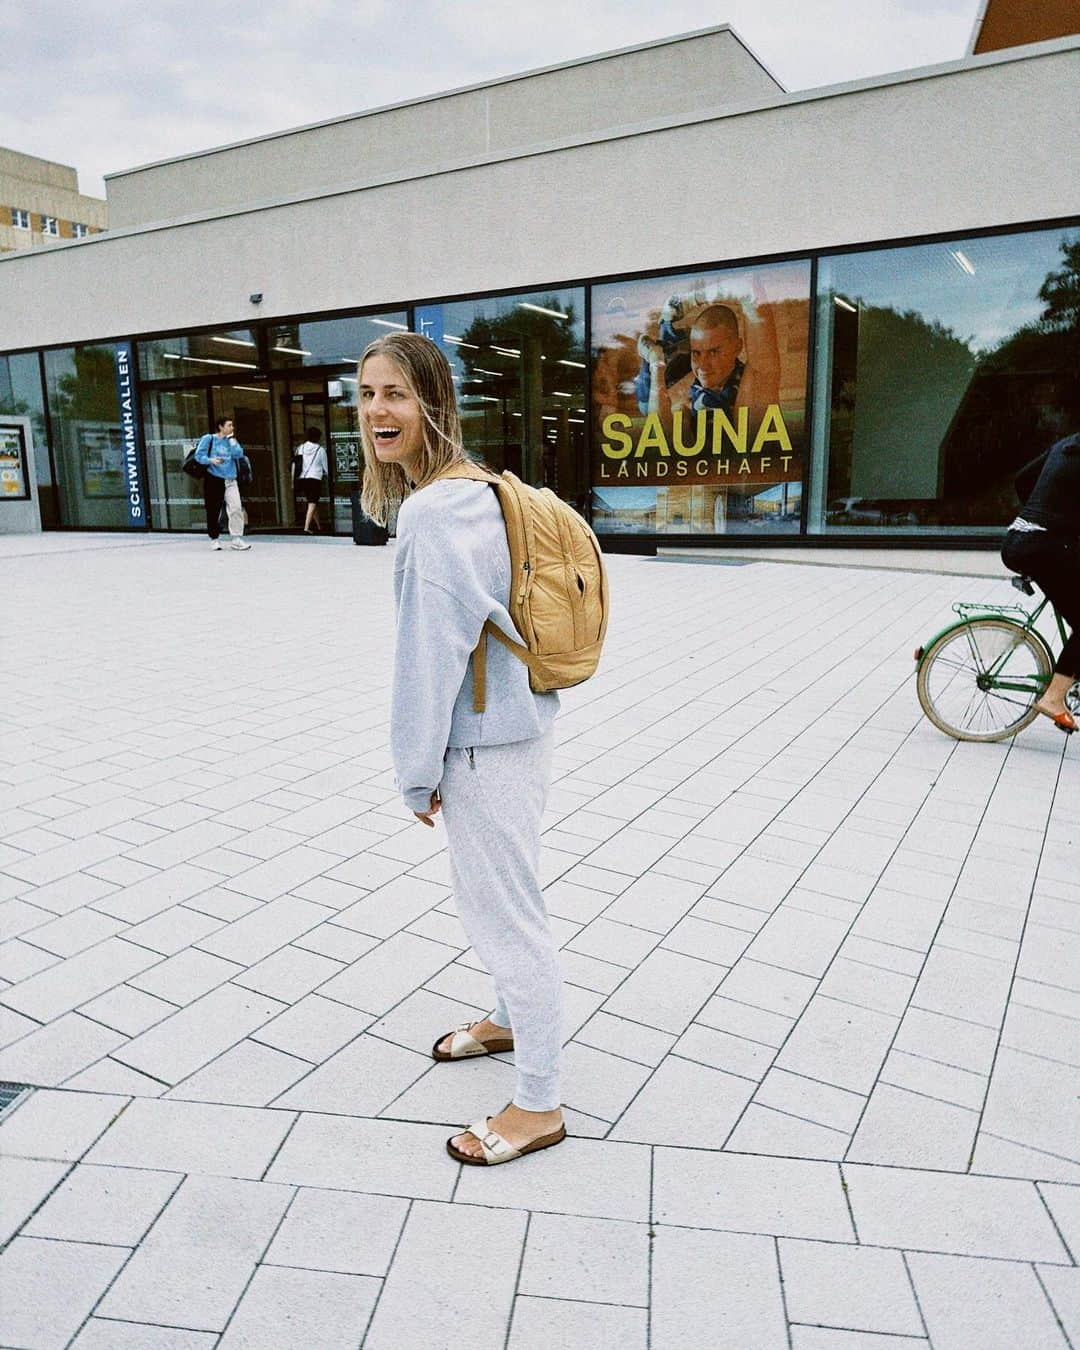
[{"x1": 181, "y1": 434, "x2": 211, "y2": 481}]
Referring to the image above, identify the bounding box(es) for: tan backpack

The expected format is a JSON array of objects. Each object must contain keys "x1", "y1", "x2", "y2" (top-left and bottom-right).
[{"x1": 437, "y1": 461, "x2": 609, "y2": 713}]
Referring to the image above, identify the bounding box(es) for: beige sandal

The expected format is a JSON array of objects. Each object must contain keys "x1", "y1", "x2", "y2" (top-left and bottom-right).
[
  {"x1": 431, "y1": 1022, "x2": 514, "y2": 1061},
  {"x1": 446, "y1": 1116, "x2": 567, "y2": 1166}
]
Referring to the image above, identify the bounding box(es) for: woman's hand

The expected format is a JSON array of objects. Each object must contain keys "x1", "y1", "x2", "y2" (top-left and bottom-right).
[{"x1": 414, "y1": 791, "x2": 441, "y2": 828}]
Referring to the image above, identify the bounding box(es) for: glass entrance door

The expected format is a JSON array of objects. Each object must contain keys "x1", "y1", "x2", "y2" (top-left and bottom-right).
[
  {"x1": 272, "y1": 374, "x2": 362, "y2": 534},
  {"x1": 276, "y1": 377, "x2": 330, "y2": 530},
  {"x1": 143, "y1": 386, "x2": 210, "y2": 530},
  {"x1": 212, "y1": 383, "x2": 282, "y2": 530}
]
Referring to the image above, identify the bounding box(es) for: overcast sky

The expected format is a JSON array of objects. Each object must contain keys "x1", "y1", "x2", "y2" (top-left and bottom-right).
[{"x1": 5, "y1": 0, "x2": 982, "y2": 199}]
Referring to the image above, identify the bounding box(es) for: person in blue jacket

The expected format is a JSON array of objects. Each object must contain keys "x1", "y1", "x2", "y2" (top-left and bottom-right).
[{"x1": 194, "y1": 416, "x2": 251, "y2": 551}]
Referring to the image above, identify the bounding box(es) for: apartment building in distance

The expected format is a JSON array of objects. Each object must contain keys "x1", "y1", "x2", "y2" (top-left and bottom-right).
[{"x1": 0, "y1": 148, "x2": 107, "y2": 253}]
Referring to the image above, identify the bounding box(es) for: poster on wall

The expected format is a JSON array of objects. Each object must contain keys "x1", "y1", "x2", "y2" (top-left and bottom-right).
[
  {"x1": 0, "y1": 425, "x2": 30, "y2": 499},
  {"x1": 591, "y1": 259, "x2": 811, "y2": 534},
  {"x1": 332, "y1": 431, "x2": 361, "y2": 485}
]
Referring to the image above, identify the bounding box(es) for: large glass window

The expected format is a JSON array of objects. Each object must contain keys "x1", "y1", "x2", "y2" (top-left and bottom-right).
[
  {"x1": 143, "y1": 383, "x2": 289, "y2": 533},
  {"x1": 268, "y1": 313, "x2": 408, "y2": 368},
  {"x1": 272, "y1": 375, "x2": 359, "y2": 534},
  {"x1": 590, "y1": 259, "x2": 811, "y2": 535},
  {"x1": 44, "y1": 344, "x2": 144, "y2": 529},
  {"x1": 138, "y1": 327, "x2": 257, "y2": 382},
  {"x1": 142, "y1": 387, "x2": 210, "y2": 531},
  {"x1": 212, "y1": 384, "x2": 277, "y2": 529},
  {"x1": 810, "y1": 225, "x2": 1080, "y2": 534},
  {"x1": 0, "y1": 351, "x2": 56, "y2": 526},
  {"x1": 414, "y1": 288, "x2": 587, "y2": 509}
]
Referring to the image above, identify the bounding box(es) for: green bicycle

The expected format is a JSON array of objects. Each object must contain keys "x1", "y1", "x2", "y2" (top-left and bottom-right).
[{"x1": 915, "y1": 574, "x2": 1079, "y2": 742}]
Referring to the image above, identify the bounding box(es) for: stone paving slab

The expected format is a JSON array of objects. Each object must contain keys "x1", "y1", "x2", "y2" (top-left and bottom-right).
[{"x1": 1, "y1": 533, "x2": 1078, "y2": 1347}]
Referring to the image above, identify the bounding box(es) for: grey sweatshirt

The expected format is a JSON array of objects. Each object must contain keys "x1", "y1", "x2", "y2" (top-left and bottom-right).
[{"x1": 391, "y1": 478, "x2": 559, "y2": 813}]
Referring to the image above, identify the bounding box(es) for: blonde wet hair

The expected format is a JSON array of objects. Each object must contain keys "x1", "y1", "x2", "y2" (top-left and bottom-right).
[{"x1": 358, "y1": 332, "x2": 466, "y2": 525}]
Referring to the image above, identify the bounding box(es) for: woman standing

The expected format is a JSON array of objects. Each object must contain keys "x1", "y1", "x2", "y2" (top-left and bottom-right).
[
  {"x1": 294, "y1": 427, "x2": 329, "y2": 534},
  {"x1": 359, "y1": 332, "x2": 565, "y2": 1166}
]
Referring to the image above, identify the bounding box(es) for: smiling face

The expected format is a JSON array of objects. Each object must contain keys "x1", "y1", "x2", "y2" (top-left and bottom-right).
[
  {"x1": 690, "y1": 323, "x2": 741, "y2": 392},
  {"x1": 359, "y1": 353, "x2": 426, "y2": 480}
]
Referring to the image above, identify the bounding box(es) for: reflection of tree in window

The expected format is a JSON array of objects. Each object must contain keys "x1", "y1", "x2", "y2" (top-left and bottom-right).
[
  {"x1": 52, "y1": 348, "x2": 118, "y2": 427},
  {"x1": 939, "y1": 237, "x2": 1080, "y2": 520},
  {"x1": 455, "y1": 298, "x2": 586, "y2": 508},
  {"x1": 42, "y1": 345, "x2": 129, "y2": 525},
  {"x1": 828, "y1": 235, "x2": 1080, "y2": 529},
  {"x1": 0, "y1": 353, "x2": 55, "y2": 524},
  {"x1": 828, "y1": 304, "x2": 974, "y2": 521},
  {"x1": 0, "y1": 359, "x2": 46, "y2": 449}
]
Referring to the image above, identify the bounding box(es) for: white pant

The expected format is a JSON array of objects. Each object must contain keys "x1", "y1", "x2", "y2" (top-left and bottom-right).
[
  {"x1": 224, "y1": 480, "x2": 244, "y2": 538},
  {"x1": 439, "y1": 729, "x2": 561, "y2": 1111}
]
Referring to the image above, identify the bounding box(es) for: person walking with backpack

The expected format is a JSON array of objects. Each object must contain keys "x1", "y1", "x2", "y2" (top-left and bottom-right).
[
  {"x1": 195, "y1": 415, "x2": 251, "y2": 551},
  {"x1": 359, "y1": 332, "x2": 606, "y2": 1167}
]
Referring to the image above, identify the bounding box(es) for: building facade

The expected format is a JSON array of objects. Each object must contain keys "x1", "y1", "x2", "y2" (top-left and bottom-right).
[
  {"x1": 0, "y1": 23, "x2": 1077, "y2": 546},
  {"x1": 0, "y1": 149, "x2": 107, "y2": 255}
]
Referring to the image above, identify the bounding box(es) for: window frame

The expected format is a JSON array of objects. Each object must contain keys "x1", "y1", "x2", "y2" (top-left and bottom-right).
[{"x1": 11, "y1": 208, "x2": 30, "y2": 230}]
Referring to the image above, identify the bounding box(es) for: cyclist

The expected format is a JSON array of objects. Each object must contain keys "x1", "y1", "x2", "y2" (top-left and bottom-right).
[{"x1": 1002, "y1": 432, "x2": 1080, "y2": 733}]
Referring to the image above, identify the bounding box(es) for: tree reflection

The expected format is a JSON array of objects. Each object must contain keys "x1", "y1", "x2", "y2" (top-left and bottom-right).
[
  {"x1": 453, "y1": 296, "x2": 586, "y2": 502},
  {"x1": 828, "y1": 235, "x2": 1080, "y2": 528}
]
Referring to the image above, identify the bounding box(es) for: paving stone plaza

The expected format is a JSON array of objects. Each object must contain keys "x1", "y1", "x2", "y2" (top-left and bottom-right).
[{"x1": 1, "y1": 531, "x2": 1077, "y2": 1349}]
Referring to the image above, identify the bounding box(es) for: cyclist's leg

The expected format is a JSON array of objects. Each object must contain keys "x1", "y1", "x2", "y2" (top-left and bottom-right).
[{"x1": 1016, "y1": 534, "x2": 1078, "y2": 715}]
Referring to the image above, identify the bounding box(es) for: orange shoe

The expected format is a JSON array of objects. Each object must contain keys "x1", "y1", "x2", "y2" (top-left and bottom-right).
[{"x1": 1035, "y1": 705, "x2": 1076, "y2": 734}]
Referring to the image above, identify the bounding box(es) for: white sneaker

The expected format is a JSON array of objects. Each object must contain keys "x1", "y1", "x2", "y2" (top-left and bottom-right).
[
  {"x1": 230, "y1": 539, "x2": 252, "y2": 550},
  {"x1": 210, "y1": 539, "x2": 223, "y2": 550}
]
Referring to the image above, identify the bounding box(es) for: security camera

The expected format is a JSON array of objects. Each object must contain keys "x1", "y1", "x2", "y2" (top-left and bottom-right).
[{"x1": 249, "y1": 292, "x2": 263, "y2": 305}]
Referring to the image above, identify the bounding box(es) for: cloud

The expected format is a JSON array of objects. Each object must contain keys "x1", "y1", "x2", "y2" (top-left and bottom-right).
[{"x1": 2, "y1": 0, "x2": 981, "y2": 197}]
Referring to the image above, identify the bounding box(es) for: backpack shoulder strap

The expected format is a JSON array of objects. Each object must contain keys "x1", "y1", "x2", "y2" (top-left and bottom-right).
[
  {"x1": 425, "y1": 461, "x2": 536, "y2": 713},
  {"x1": 471, "y1": 618, "x2": 540, "y2": 713},
  {"x1": 433, "y1": 460, "x2": 502, "y2": 487}
]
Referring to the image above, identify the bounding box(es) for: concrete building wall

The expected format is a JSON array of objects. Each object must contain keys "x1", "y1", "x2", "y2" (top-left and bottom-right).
[
  {"x1": 0, "y1": 148, "x2": 79, "y2": 194},
  {"x1": 105, "y1": 28, "x2": 780, "y2": 227},
  {"x1": 0, "y1": 43, "x2": 1076, "y2": 353}
]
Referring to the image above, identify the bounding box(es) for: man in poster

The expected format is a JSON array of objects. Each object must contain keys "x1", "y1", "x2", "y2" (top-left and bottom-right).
[
  {"x1": 590, "y1": 258, "x2": 809, "y2": 531},
  {"x1": 633, "y1": 276, "x2": 780, "y2": 421}
]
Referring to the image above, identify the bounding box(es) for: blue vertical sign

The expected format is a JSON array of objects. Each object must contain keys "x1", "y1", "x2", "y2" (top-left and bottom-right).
[
  {"x1": 113, "y1": 341, "x2": 147, "y2": 527},
  {"x1": 413, "y1": 305, "x2": 445, "y2": 348}
]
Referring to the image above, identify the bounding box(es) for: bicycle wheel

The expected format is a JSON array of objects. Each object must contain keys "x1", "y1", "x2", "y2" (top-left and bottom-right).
[{"x1": 917, "y1": 618, "x2": 1053, "y2": 742}]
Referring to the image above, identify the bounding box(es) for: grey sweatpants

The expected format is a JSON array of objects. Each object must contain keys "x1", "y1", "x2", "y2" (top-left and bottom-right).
[{"x1": 438, "y1": 728, "x2": 562, "y2": 1111}]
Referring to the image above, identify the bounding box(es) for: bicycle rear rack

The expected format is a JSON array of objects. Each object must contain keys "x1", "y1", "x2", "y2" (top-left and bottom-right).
[{"x1": 952, "y1": 601, "x2": 1033, "y2": 620}]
